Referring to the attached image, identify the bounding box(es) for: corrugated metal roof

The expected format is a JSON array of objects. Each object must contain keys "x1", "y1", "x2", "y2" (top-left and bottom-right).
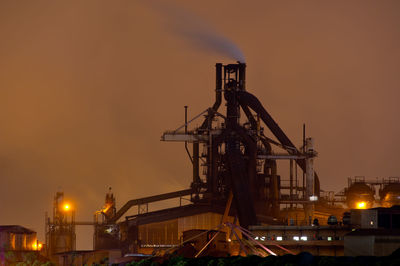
[{"x1": 0, "y1": 225, "x2": 35, "y2": 234}]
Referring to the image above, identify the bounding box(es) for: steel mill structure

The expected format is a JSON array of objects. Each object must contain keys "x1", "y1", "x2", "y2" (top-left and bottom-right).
[
  {"x1": 90, "y1": 62, "x2": 332, "y2": 254},
  {"x1": 45, "y1": 192, "x2": 76, "y2": 258},
  {"x1": 161, "y1": 62, "x2": 320, "y2": 225},
  {"x1": 44, "y1": 63, "x2": 400, "y2": 258}
]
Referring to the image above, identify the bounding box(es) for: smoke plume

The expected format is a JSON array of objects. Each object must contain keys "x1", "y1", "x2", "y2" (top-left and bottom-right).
[{"x1": 145, "y1": 1, "x2": 246, "y2": 62}]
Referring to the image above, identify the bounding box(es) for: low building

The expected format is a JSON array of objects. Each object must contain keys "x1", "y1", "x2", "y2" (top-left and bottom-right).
[
  {"x1": 0, "y1": 225, "x2": 43, "y2": 265},
  {"x1": 117, "y1": 204, "x2": 239, "y2": 255},
  {"x1": 54, "y1": 249, "x2": 121, "y2": 266},
  {"x1": 250, "y1": 225, "x2": 351, "y2": 256},
  {"x1": 0, "y1": 225, "x2": 37, "y2": 251},
  {"x1": 344, "y1": 229, "x2": 400, "y2": 256},
  {"x1": 350, "y1": 205, "x2": 400, "y2": 229},
  {"x1": 345, "y1": 206, "x2": 400, "y2": 256}
]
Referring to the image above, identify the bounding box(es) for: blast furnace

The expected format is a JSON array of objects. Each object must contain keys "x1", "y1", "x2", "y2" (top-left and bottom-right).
[{"x1": 94, "y1": 62, "x2": 329, "y2": 254}]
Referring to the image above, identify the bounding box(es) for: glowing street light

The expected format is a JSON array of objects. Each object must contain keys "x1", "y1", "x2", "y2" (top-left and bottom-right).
[{"x1": 63, "y1": 203, "x2": 71, "y2": 211}]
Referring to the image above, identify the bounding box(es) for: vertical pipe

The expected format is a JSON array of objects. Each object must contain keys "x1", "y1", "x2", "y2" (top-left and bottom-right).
[
  {"x1": 290, "y1": 159, "x2": 293, "y2": 209},
  {"x1": 45, "y1": 212, "x2": 48, "y2": 256},
  {"x1": 225, "y1": 65, "x2": 238, "y2": 148},
  {"x1": 215, "y1": 63, "x2": 222, "y2": 109},
  {"x1": 200, "y1": 63, "x2": 222, "y2": 130},
  {"x1": 223, "y1": 66, "x2": 226, "y2": 86},
  {"x1": 270, "y1": 161, "x2": 279, "y2": 217},
  {"x1": 295, "y1": 163, "x2": 298, "y2": 208},
  {"x1": 305, "y1": 137, "x2": 315, "y2": 224},
  {"x1": 303, "y1": 124, "x2": 306, "y2": 152},
  {"x1": 239, "y1": 63, "x2": 246, "y2": 91},
  {"x1": 302, "y1": 124, "x2": 306, "y2": 199},
  {"x1": 206, "y1": 63, "x2": 222, "y2": 194},
  {"x1": 306, "y1": 138, "x2": 315, "y2": 199},
  {"x1": 72, "y1": 210, "x2": 76, "y2": 251},
  {"x1": 302, "y1": 173, "x2": 305, "y2": 199},
  {"x1": 184, "y1": 106, "x2": 188, "y2": 133},
  {"x1": 238, "y1": 64, "x2": 246, "y2": 124},
  {"x1": 183, "y1": 106, "x2": 199, "y2": 187},
  {"x1": 193, "y1": 142, "x2": 199, "y2": 184}
]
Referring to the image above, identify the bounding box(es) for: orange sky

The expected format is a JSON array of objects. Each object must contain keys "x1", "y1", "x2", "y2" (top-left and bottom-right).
[{"x1": 1, "y1": 0, "x2": 400, "y2": 249}]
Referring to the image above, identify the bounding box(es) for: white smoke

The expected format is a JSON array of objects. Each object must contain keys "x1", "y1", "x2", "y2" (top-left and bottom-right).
[{"x1": 145, "y1": 1, "x2": 246, "y2": 62}]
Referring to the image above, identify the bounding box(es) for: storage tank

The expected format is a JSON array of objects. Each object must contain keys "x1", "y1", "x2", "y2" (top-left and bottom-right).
[
  {"x1": 345, "y1": 182, "x2": 375, "y2": 209},
  {"x1": 379, "y1": 183, "x2": 400, "y2": 207}
]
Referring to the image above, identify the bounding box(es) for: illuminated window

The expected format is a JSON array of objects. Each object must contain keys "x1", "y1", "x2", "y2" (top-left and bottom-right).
[
  {"x1": 301, "y1": 236, "x2": 307, "y2": 241},
  {"x1": 327, "y1": 237, "x2": 332, "y2": 241},
  {"x1": 309, "y1": 196, "x2": 318, "y2": 201},
  {"x1": 293, "y1": 236, "x2": 299, "y2": 241},
  {"x1": 276, "y1": 236, "x2": 283, "y2": 241}
]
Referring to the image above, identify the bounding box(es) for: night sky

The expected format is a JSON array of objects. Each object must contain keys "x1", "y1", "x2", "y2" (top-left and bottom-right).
[{"x1": 1, "y1": 1, "x2": 400, "y2": 249}]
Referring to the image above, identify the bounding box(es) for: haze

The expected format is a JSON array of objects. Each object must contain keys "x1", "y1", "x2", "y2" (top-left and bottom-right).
[{"x1": 1, "y1": 0, "x2": 400, "y2": 249}]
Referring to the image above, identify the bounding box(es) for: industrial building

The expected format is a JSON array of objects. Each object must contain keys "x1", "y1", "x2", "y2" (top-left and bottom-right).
[
  {"x1": 250, "y1": 225, "x2": 350, "y2": 256},
  {"x1": 43, "y1": 63, "x2": 400, "y2": 260},
  {"x1": 345, "y1": 229, "x2": 400, "y2": 257},
  {"x1": 92, "y1": 62, "x2": 327, "y2": 255},
  {"x1": 344, "y1": 205, "x2": 400, "y2": 256},
  {"x1": 54, "y1": 249, "x2": 121, "y2": 266},
  {"x1": 0, "y1": 225, "x2": 38, "y2": 251},
  {"x1": 0, "y1": 225, "x2": 42, "y2": 265}
]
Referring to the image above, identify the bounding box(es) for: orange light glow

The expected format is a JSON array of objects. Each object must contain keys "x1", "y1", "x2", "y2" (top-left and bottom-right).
[
  {"x1": 32, "y1": 242, "x2": 42, "y2": 250},
  {"x1": 63, "y1": 203, "x2": 71, "y2": 211},
  {"x1": 356, "y1": 201, "x2": 366, "y2": 209}
]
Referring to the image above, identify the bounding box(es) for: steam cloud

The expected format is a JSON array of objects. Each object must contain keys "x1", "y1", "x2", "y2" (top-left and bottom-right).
[{"x1": 146, "y1": 1, "x2": 246, "y2": 62}]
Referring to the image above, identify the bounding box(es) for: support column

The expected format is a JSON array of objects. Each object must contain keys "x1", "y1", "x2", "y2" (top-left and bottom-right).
[
  {"x1": 304, "y1": 137, "x2": 316, "y2": 224},
  {"x1": 193, "y1": 142, "x2": 200, "y2": 184}
]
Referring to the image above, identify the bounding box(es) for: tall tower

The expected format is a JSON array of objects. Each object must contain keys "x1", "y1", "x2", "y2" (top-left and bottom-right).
[
  {"x1": 94, "y1": 187, "x2": 119, "y2": 250},
  {"x1": 45, "y1": 191, "x2": 76, "y2": 257}
]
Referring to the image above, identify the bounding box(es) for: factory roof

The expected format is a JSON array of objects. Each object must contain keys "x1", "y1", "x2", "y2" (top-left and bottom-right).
[
  {"x1": 123, "y1": 202, "x2": 281, "y2": 227},
  {"x1": 0, "y1": 225, "x2": 36, "y2": 234},
  {"x1": 250, "y1": 225, "x2": 347, "y2": 231},
  {"x1": 373, "y1": 205, "x2": 400, "y2": 210},
  {"x1": 346, "y1": 229, "x2": 400, "y2": 236},
  {"x1": 124, "y1": 203, "x2": 229, "y2": 226}
]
